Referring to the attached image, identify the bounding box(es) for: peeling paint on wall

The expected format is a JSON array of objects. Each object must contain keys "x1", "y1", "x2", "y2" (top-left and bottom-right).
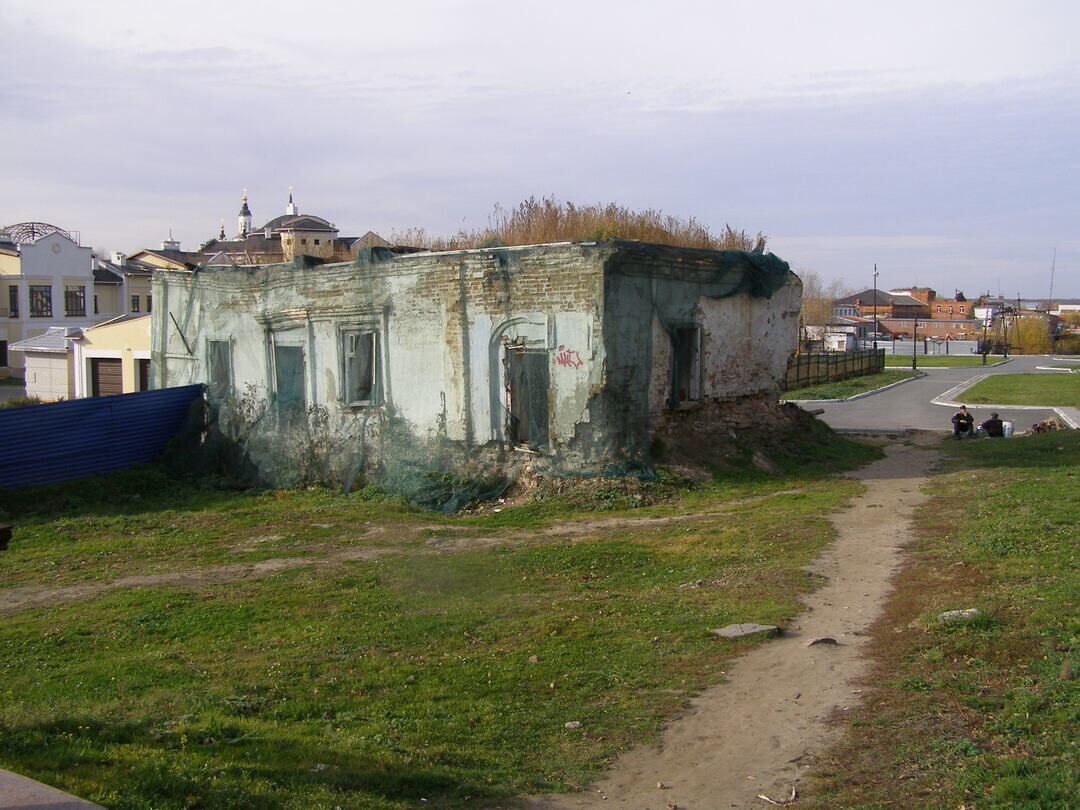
[{"x1": 153, "y1": 241, "x2": 799, "y2": 494}]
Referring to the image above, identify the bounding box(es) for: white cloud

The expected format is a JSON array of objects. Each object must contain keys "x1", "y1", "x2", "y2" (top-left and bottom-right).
[{"x1": 2, "y1": 1, "x2": 1079, "y2": 296}]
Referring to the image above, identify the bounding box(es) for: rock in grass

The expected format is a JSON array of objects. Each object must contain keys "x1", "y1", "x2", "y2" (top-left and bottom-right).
[
  {"x1": 711, "y1": 623, "x2": 781, "y2": 639},
  {"x1": 564, "y1": 721, "x2": 582, "y2": 729},
  {"x1": 937, "y1": 608, "x2": 982, "y2": 623}
]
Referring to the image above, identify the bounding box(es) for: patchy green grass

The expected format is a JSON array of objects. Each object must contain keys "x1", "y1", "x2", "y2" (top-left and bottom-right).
[
  {"x1": 0, "y1": 433, "x2": 879, "y2": 809},
  {"x1": 883, "y1": 354, "x2": 1000, "y2": 368},
  {"x1": 784, "y1": 370, "x2": 918, "y2": 401},
  {"x1": 801, "y1": 431, "x2": 1080, "y2": 810},
  {"x1": 961, "y1": 373, "x2": 1080, "y2": 407}
]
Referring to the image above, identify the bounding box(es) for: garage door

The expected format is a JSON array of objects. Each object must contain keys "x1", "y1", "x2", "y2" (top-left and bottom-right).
[{"x1": 91, "y1": 358, "x2": 123, "y2": 396}]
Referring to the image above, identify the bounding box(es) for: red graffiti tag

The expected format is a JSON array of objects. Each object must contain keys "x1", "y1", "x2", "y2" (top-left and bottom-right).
[{"x1": 556, "y1": 345, "x2": 583, "y2": 369}]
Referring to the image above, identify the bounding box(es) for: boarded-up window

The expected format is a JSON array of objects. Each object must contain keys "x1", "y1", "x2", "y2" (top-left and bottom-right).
[
  {"x1": 507, "y1": 348, "x2": 549, "y2": 448},
  {"x1": 342, "y1": 330, "x2": 378, "y2": 406},
  {"x1": 91, "y1": 358, "x2": 123, "y2": 397},
  {"x1": 207, "y1": 340, "x2": 232, "y2": 400},
  {"x1": 274, "y1": 344, "x2": 306, "y2": 414}
]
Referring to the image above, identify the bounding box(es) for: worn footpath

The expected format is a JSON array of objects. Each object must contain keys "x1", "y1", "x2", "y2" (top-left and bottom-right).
[{"x1": 525, "y1": 440, "x2": 937, "y2": 810}]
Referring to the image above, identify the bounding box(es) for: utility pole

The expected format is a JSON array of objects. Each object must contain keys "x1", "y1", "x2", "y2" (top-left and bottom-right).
[
  {"x1": 912, "y1": 314, "x2": 918, "y2": 371},
  {"x1": 1049, "y1": 247, "x2": 1056, "y2": 313},
  {"x1": 872, "y1": 263, "x2": 879, "y2": 351}
]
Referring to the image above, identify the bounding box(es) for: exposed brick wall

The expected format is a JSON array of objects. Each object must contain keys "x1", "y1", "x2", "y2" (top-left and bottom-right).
[{"x1": 154, "y1": 241, "x2": 799, "y2": 491}]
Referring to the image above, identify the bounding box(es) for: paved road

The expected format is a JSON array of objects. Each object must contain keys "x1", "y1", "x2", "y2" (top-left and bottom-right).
[
  {"x1": 0, "y1": 768, "x2": 103, "y2": 808},
  {"x1": 794, "y1": 355, "x2": 1079, "y2": 433}
]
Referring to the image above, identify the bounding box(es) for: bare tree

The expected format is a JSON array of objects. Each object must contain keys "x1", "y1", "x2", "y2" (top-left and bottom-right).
[{"x1": 797, "y1": 268, "x2": 851, "y2": 325}]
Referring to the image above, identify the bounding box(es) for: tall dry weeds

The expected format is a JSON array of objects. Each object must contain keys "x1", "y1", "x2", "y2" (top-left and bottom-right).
[{"x1": 389, "y1": 196, "x2": 765, "y2": 252}]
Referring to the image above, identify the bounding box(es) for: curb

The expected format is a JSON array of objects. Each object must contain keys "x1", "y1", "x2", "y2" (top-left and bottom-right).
[
  {"x1": 931, "y1": 379, "x2": 1080, "y2": 430},
  {"x1": 783, "y1": 372, "x2": 926, "y2": 405}
]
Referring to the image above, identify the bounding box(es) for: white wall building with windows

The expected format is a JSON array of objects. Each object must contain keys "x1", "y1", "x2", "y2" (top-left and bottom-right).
[{"x1": 0, "y1": 224, "x2": 139, "y2": 379}]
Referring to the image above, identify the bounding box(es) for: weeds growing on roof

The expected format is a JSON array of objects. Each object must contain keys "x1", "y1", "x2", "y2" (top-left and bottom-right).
[{"x1": 389, "y1": 196, "x2": 765, "y2": 252}]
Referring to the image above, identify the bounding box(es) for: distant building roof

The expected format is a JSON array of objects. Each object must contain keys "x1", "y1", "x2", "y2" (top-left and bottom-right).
[
  {"x1": 887, "y1": 293, "x2": 927, "y2": 307},
  {"x1": 87, "y1": 314, "x2": 150, "y2": 329},
  {"x1": 93, "y1": 264, "x2": 124, "y2": 284},
  {"x1": 260, "y1": 214, "x2": 337, "y2": 233},
  {"x1": 835, "y1": 289, "x2": 927, "y2": 308},
  {"x1": 9, "y1": 326, "x2": 82, "y2": 353}
]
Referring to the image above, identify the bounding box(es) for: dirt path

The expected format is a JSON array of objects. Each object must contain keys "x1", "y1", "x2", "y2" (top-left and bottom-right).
[
  {"x1": 0, "y1": 491, "x2": 804, "y2": 615},
  {"x1": 525, "y1": 440, "x2": 938, "y2": 810}
]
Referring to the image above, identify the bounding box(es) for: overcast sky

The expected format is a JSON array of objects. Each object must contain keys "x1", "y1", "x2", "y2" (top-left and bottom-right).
[{"x1": 2, "y1": 0, "x2": 1078, "y2": 298}]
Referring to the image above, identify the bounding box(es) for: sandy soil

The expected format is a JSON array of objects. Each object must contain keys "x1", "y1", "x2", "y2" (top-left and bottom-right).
[{"x1": 524, "y1": 440, "x2": 938, "y2": 810}]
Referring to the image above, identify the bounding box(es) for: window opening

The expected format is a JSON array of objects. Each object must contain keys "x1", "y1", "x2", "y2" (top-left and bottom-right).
[
  {"x1": 64, "y1": 285, "x2": 86, "y2": 317},
  {"x1": 506, "y1": 345, "x2": 549, "y2": 448},
  {"x1": 138, "y1": 358, "x2": 151, "y2": 391},
  {"x1": 274, "y1": 344, "x2": 306, "y2": 416},
  {"x1": 207, "y1": 340, "x2": 233, "y2": 400},
  {"x1": 8, "y1": 286, "x2": 18, "y2": 318},
  {"x1": 29, "y1": 285, "x2": 52, "y2": 317},
  {"x1": 342, "y1": 329, "x2": 379, "y2": 406},
  {"x1": 146, "y1": 294, "x2": 152, "y2": 313},
  {"x1": 130, "y1": 295, "x2": 140, "y2": 313}
]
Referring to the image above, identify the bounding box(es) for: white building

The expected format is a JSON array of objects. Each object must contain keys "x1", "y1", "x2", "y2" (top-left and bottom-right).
[{"x1": 0, "y1": 223, "x2": 132, "y2": 379}]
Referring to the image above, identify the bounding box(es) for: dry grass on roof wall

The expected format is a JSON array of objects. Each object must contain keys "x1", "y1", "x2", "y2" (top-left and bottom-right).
[{"x1": 389, "y1": 196, "x2": 765, "y2": 252}]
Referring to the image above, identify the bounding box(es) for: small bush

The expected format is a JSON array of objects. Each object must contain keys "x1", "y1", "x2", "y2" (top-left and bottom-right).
[{"x1": 0, "y1": 395, "x2": 43, "y2": 408}]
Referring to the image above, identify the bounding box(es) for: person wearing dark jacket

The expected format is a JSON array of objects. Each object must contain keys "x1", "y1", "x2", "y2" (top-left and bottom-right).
[
  {"x1": 980, "y1": 412, "x2": 1005, "y2": 437},
  {"x1": 952, "y1": 405, "x2": 975, "y2": 439}
]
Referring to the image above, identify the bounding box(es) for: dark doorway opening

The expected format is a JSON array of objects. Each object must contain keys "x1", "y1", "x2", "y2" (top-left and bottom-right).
[
  {"x1": 507, "y1": 348, "x2": 549, "y2": 449},
  {"x1": 671, "y1": 326, "x2": 701, "y2": 407}
]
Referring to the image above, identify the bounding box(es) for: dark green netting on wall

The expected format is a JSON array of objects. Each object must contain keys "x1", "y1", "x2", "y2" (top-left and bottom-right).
[{"x1": 159, "y1": 243, "x2": 796, "y2": 509}]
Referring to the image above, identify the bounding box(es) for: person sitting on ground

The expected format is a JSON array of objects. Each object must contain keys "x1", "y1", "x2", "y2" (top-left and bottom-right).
[
  {"x1": 980, "y1": 412, "x2": 1004, "y2": 437},
  {"x1": 951, "y1": 405, "x2": 975, "y2": 439}
]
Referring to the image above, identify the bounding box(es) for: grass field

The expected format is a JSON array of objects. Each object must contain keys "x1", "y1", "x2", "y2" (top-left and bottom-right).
[
  {"x1": 0, "y1": 431, "x2": 879, "y2": 809},
  {"x1": 784, "y1": 369, "x2": 918, "y2": 401},
  {"x1": 962, "y1": 373, "x2": 1080, "y2": 407},
  {"x1": 802, "y1": 430, "x2": 1080, "y2": 809},
  {"x1": 883, "y1": 354, "x2": 999, "y2": 368}
]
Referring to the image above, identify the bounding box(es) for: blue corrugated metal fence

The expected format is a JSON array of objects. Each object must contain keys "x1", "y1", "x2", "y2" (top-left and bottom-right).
[{"x1": 0, "y1": 384, "x2": 205, "y2": 489}]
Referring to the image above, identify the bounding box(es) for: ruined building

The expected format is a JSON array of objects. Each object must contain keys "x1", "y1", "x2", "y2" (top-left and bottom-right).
[{"x1": 152, "y1": 240, "x2": 801, "y2": 492}]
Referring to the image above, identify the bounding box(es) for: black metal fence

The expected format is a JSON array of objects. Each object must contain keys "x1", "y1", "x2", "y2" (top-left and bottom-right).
[{"x1": 784, "y1": 349, "x2": 885, "y2": 392}]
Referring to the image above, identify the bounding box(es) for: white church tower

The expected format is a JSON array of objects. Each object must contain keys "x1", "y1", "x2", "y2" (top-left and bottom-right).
[{"x1": 238, "y1": 191, "x2": 253, "y2": 237}]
